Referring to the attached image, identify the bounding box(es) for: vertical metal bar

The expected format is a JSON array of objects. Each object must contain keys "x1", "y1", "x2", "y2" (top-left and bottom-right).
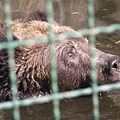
[
  {"x1": 87, "y1": 0, "x2": 100, "y2": 120},
  {"x1": 3, "y1": 0, "x2": 20, "y2": 120},
  {"x1": 45, "y1": 0, "x2": 61, "y2": 120}
]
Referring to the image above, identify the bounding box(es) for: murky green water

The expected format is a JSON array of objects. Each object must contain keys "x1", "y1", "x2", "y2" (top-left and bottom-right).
[{"x1": 0, "y1": 0, "x2": 120, "y2": 120}]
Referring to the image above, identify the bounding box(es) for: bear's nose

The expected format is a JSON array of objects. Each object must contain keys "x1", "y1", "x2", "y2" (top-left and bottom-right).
[{"x1": 105, "y1": 57, "x2": 120, "y2": 73}]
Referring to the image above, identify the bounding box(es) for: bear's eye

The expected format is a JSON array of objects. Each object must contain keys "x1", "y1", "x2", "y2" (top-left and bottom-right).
[
  {"x1": 66, "y1": 48, "x2": 76, "y2": 58},
  {"x1": 67, "y1": 51, "x2": 74, "y2": 57}
]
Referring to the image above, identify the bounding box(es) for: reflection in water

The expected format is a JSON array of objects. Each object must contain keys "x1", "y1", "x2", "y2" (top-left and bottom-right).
[
  {"x1": 95, "y1": 0, "x2": 120, "y2": 25},
  {"x1": 95, "y1": 0, "x2": 120, "y2": 56},
  {"x1": 0, "y1": 0, "x2": 120, "y2": 120}
]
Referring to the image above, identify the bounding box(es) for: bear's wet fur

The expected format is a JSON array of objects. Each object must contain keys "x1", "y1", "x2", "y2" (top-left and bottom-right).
[
  {"x1": 0, "y1": 10, "x2": 120, "y2": 102},
  {"x1": 0, "y1": 11, "x2": 80, "y2": 101}
]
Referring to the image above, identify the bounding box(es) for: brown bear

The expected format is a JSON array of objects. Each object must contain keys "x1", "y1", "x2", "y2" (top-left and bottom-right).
[{"x1": 0, "y1": 10, "x2": 120, "y2": 102}]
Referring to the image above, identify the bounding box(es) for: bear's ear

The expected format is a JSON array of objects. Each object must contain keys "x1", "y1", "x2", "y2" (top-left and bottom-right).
[
  {"x1": 0, "y1": 22, "x2": 18, "y2": 43},
  {"x1": 26, "y1": 10, "x2": 47, "y2": 22},
  {"x1": 0, "y1": 29, "x2": 16, "y2": 42}
]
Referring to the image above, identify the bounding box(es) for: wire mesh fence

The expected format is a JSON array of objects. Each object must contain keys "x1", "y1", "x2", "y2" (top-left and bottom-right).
[{"x1": 0, "y1": 0, "x2": 120, "y2": 120}]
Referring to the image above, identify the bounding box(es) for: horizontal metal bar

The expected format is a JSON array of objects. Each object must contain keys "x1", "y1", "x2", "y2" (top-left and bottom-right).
[
  {"x1": 0, "y1": 83, "x2": 120, "y2": 110},
  {"x1": 0, "y1": 24, "x2": 120, "y2": 50},
  {"x1": 78, "y1": 24, "x2": 120, "y2": 36}
]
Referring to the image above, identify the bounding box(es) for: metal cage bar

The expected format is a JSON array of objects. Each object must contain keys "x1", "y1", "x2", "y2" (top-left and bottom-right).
[
  {"x1": 45, "y1": 0, "x2": 60, "y2": 120},
  {"x1": 3, "y1": 0, "x2": 20, "y2": 120},
  {"x1": 87, "y1": 0, "x2": 99, "y2": 119}
]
